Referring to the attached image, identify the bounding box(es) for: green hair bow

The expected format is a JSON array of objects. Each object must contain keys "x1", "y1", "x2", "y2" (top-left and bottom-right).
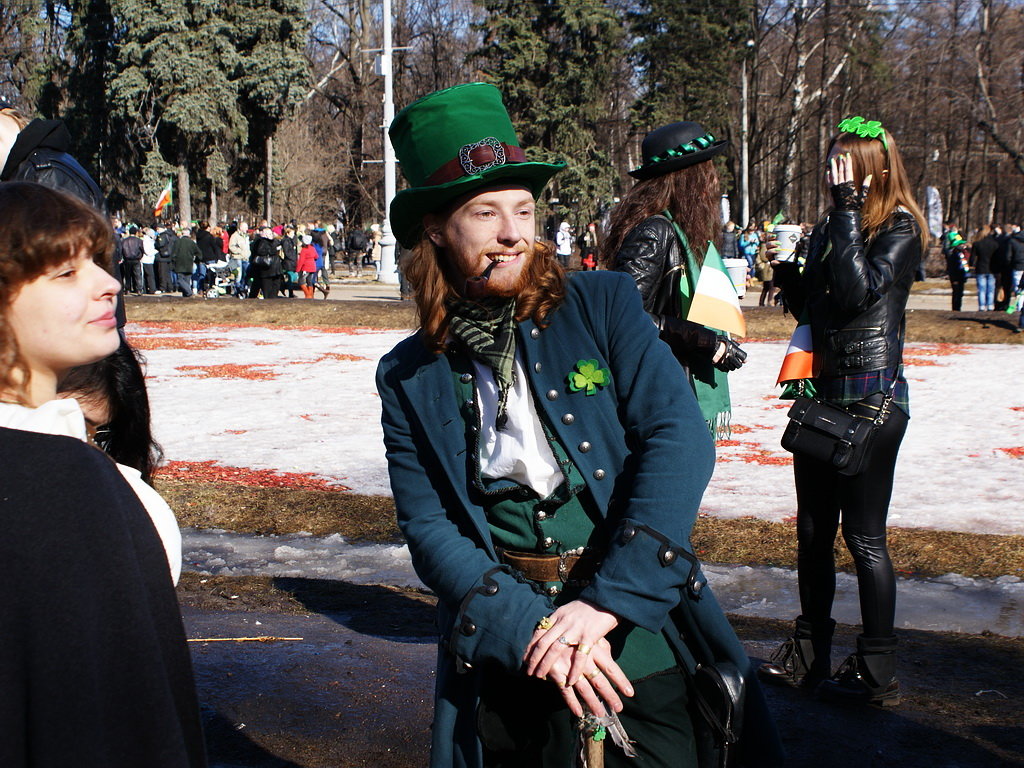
[{"x1": 837, "y1": 116, "x2": 888, "y2": 151}]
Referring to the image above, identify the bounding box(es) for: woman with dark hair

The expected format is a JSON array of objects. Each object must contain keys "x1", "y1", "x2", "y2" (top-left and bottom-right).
[
  {"x1": 761, "y1": 117, "x2": 927, "y2": 706},
  {"x1": 602, "y1": 121, "x2": 746, "y2": 435},
  {"x1": 0, "y1": 182, "x2": 205, "y2": 765},
  {"x1": 58, "y1": 340, "x2": 181, "y2": 584},
  {"x1": 59, "y1": 342, "x2": 163, "y2": 481}
]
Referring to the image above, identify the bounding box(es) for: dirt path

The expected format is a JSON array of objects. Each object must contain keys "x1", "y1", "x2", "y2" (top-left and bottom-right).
[{"x1": 179, "y1": 575, "x2": 1024, "y2": 768}]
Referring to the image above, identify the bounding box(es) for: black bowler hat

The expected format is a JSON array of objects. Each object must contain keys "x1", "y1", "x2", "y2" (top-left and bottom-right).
[{"x1": 629, "y1": 121, "x2": 729, "y2": 180}]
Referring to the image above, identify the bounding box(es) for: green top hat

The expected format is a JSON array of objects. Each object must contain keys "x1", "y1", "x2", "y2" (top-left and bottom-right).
[{"x1": 388, "y1": 82, "x2": 565, "y2": 249}]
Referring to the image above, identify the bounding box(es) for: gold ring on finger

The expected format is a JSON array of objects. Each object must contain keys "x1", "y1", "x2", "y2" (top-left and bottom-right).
[
  {"x1": 537, "y1": 616, "x2": 554, "y2": 631},
  {"x1": 585, "y1": 669, "x2": 600, "y2": 680},
  {"x1": 577, "y1": 643, "x2": 592, "y2": 655}
]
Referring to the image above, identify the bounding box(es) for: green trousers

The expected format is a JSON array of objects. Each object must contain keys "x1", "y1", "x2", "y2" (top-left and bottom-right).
[{"x1": 478, "y1": 665, "x2": 696, "y2": 768}]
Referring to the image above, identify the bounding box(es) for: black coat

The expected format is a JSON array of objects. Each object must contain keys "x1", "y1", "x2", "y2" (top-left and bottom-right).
[
  {"x1": 970, "y1": 235, "x2": 1000, "y2": 274},
  {"x1": 155, "y1": 230, "x2": 177, "y2": 261},
  {"x1": 611, "y1": 215, "x2": 721, "y2": 363},
  {"x1": 172, "y1": 237, "x2": 201, "y2": 274},
  {"x1": 1008, "y1": 232, "x2": 1024, "y2": 271},
  {"x1": 775, "y1": 209, "x2": 921, "y2": 377},
  {"x1": 280, "y1": 236, "x2": 298, "y2": 272},
  {"x1": 0, "y1": 427, "x2": 207, "y2": 767},
  {"x1": 250, "y1": 237, "x2": 282, "y2": 278},
  {"x1": 720, "y1": 229, "x2": 739, "y2": 260},
  {"x1": 120, "y1": 234, "x2": 143, "y2": 262},
  {"x1": 195, "y1": 229, "x2": 222, "y2": 263}
]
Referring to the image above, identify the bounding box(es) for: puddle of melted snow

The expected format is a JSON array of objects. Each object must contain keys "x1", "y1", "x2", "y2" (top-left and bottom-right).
[{"x1": 182, "y1": 528, "x2": 1023, "y2": 638}]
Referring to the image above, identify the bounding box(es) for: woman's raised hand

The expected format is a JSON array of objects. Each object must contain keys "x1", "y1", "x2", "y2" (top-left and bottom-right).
[{"x1": 828, "y1": 152, "x2": 872, "y2": 211}]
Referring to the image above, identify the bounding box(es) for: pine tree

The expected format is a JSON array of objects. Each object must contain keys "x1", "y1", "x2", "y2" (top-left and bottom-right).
[
  {"x1": 629, "y1": 0, "x2": 752, "y2": 136},
  {"x1": 61, "y1": 0, "x2": 120, "y2": 197},
  {"x1": 473, "y1": 0, "x2": 625, "y2": 234},
  {"x1": 108, "y1": 0, "x2": 242, "y2": 223},
  {"x1": 0, "y1": 0, "x2": 46, "y2": 107},
  {"x1": 226, "y1": 0, "x2": 310, "y2": 222}
]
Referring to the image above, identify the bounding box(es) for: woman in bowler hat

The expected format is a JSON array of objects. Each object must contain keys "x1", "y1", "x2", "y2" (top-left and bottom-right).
[{"x1": 602, "y1": 121, "x2": 747, "y2": 436}]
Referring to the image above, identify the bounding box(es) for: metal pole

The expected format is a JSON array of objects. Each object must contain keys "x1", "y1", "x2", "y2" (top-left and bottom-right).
[
  {"x1": 740, "y1": 50, "x2": 751, "y2": 228},
  {"x1": 377, "y1": 0, "x2": 399, "y2": 285}
]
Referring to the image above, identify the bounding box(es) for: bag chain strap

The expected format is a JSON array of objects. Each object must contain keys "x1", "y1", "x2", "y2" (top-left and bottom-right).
[{"x1": 870, "y1": 365, "x2": 901, "y2": 428}]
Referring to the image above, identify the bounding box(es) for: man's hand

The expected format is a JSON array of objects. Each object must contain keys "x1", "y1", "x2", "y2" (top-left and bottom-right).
[
  {"x1": 524, "y1": 599, "x2": 633, "y2": 712},
  {"x1": 541, "y1": 640, "x2": 631, "y2": 717}
]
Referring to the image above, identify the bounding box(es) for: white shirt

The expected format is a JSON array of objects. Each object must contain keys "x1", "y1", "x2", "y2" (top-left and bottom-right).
[
  {"x1": 141, "y1": 233, "x2": 157, "y2": 264},
  {"x1": 473, "y1": 353, "x2": 563, "y2": 499},
  {"x1": 556, "y1": 228, "x2": 573, "y2": 256},
  {"x1": 0, "y1": 399, "x2": 182, "y2": 584}
]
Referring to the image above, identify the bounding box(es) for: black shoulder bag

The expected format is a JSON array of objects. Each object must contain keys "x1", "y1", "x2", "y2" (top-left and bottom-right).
[{"x1": 780, "y1": 375, "x2": 898, "y2": 476}]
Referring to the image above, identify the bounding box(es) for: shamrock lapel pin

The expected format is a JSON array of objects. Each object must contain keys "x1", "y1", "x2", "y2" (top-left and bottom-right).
[{"x1": 567, "y1": 359, "x2": 611, "y2": 396}]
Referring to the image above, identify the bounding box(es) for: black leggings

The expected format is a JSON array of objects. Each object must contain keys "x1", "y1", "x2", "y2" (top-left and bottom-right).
[{"x1": 793, "y1": 394, "x2": 909, "y2": 638}]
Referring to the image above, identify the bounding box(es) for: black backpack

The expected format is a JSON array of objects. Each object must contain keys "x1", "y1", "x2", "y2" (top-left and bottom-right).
[{"x1": 347, "y1": 230, "x2": 369, "y2": 252}]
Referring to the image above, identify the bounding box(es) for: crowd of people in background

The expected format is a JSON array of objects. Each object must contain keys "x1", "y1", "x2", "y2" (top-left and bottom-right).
[
  {"x1": 111, "y1": 217, "x2": 384, "y2": 300},
  {"x1": 942, "y1": 221, "x2": 1024, "y2": 325}
]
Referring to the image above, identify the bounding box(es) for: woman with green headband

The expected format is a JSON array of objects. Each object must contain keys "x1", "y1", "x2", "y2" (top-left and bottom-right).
[{"x1": 760, "y1": 118, "x2": 928, "y2": 706}]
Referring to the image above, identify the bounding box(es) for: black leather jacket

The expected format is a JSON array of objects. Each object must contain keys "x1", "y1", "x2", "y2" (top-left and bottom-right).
[
  {"x1": 611, "y1": 215, "x2": 719, "y2": 359},
  {"x1": 1, "y1": 120, "x2": 104, "y2": 211},
  {"x1": 775, "y1": 209, "x2": 921, "y2": 377}
]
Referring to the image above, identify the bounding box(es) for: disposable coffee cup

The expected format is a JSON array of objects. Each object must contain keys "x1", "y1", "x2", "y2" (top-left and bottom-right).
[{"x1": 772, "y1": 224, "x2": 803, "y2": 262}]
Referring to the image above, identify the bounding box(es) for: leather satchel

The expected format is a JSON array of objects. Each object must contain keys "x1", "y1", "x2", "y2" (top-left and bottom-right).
[
  {"x1": 692, "y1": 662, "x2": 746, "y2": 768},
  {"x1": 781, "y1": 389, "x2": 893, "y2": 476}
]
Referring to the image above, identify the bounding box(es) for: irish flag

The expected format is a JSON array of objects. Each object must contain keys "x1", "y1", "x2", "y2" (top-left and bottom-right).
[
  {"x1": 153, "y1": 180, "x2": 172, "y2": 217},
  {"x1": 685, "y1": 242, "x2": 746, "y2": 337},
  {"x1": 776, "y1": 323, "x2": 814, "y2": 384}
]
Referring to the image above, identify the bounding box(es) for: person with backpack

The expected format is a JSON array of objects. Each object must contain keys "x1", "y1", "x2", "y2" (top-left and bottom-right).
[
  {"x1": 346, "y1": 227, "x2": 369, "y2": 277},
  {"x1": 280, "y1": 225, "x2": 299, "y2": 297},
  {"x1": 248, "y1": 227, "x2": 282, "y2": 300},
  {"x1": 119, "y1": 226, "x2": 144, "y2": 294},
  {"x1": 154, "y1": 225, "x2": 177, "y2": 293}
]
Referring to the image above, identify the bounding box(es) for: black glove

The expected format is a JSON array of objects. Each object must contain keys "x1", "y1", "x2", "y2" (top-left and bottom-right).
[
  {"x1": 713, "y1": 336, "x2": 747, "y2": 372},
  {"x1": 830, "y1": 180, "x2": 865, "y2": 212}
]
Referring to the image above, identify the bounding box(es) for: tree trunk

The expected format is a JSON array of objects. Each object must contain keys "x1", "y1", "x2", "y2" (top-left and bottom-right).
[
  {"x1": 264, "y1": 133, "x2": 273, "y2": 223},
  {"x1": 779, "y1": 1, "x2": 809, "y2": 218},
  {"x1": 176, "y1": 163, "x2": 192, "y2": 226},
  {"x1": 207, "y1": 155, "x2": 219, "y2": 224}
]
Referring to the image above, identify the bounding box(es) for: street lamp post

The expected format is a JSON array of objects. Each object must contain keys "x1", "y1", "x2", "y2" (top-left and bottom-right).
[
  {"x1": 740, "y1": 39, "x2": 755, "y2": 228},
  {"x1": 376, "y1": 0, "x2": 399, "y2": 285}
]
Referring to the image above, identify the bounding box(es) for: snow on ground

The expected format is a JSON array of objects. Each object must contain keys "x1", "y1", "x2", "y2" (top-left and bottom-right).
[
  {"x1": 131, "y1": 323, "x2": 1024, "y2": 536},
  {"x1": 179, "y1": 528, "x2": 1024, "y2": 637}
]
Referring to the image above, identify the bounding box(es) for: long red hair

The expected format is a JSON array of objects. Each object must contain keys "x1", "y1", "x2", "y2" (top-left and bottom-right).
[
  {"x1": 601, "y1": 160, "x2": 721, "y2": 268},
  {"x1": 404, "y1": 236, "x2": 567, "y2": 353}
]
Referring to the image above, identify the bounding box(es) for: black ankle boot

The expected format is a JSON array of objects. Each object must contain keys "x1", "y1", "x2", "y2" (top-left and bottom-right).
[
  {"x1": 816, "y1": 634, "x2": 900, "y2": 706},
  {"x1": 758, "y1": 617, "x2": 834, "y2": 688}
]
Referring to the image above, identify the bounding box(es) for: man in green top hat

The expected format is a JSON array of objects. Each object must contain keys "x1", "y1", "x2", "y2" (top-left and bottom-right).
[{"x1": 376, "y1": 82, "x2": 782, "y2": 768}]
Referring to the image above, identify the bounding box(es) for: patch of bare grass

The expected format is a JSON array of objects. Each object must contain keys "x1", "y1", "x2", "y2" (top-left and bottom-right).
[
  {"x1": 691, "y1": 516, "x2": 1024, "y2": 579},
  {"x1": 157, "y1": 481, "x2": 399, "y2": 540},
  {"x1": 127, "y1": 296, "x2": 1024, "y2": 344}
]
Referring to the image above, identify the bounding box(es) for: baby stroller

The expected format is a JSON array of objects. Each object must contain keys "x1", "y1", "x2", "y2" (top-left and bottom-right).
[{"x1": 204, "y1": 260, "x2": 245, "y2": 298}]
